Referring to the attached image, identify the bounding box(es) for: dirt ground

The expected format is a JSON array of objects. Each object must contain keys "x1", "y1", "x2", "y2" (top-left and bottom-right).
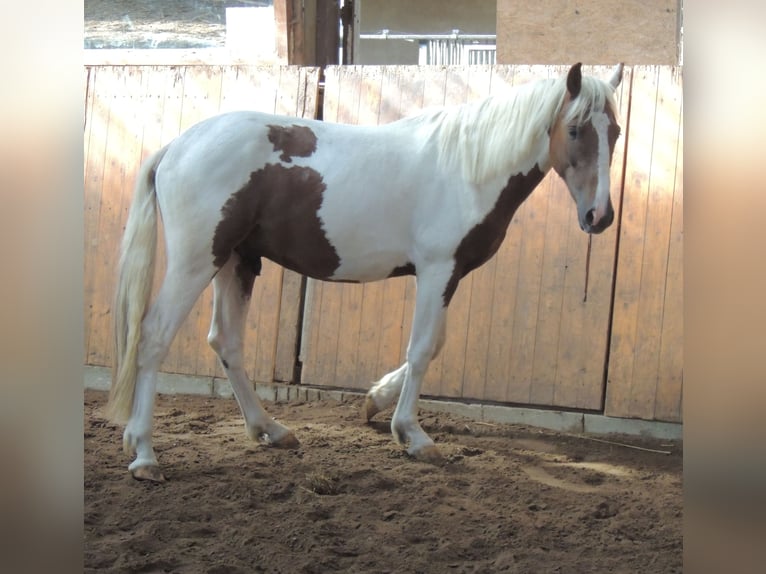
[{"x1": 84, "y1": 389, "x2": 682, "y2": 573}]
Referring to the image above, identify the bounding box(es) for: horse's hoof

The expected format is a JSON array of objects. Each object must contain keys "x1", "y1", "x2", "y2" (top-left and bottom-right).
[
  {"x1": 409, "y1": 444, "x2": 444, "y2": 464},
  {"x1": 364, "y1": 395, "x2": 380, "y2": 422},
  {"x1": 131, "y1": 465, "x2": 167, "y2": 483},
  {"x1": 271, "y1": 432, "x2": 300, "y2": 450}
]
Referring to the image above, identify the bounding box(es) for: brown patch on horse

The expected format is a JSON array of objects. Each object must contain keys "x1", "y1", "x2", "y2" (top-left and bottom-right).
[
  {"x1": 212, "y1": 164, "x2": 341, "y2": 280},
  {"x1": 443, "y1": 165, "x2": 546, "y2": 305},
  {"x1": 267, "y1": 124, "x2": 318, "y2": 163},
  {"x1": 388, "y1": 262, "x2": 416, "y2": 278},
  {"x1": 234, "y1": 259, "x2": 257, "y2": 299}
]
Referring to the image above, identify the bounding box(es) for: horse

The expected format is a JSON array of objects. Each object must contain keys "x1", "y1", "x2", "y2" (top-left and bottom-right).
[{"x1": 107, "y1": 63, "x2": 624, "y2": 481}]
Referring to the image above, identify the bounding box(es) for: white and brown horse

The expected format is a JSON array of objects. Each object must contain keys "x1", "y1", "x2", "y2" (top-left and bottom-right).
[{"x1": 108, "y1": 63, "x2": 623, "y2": 481}]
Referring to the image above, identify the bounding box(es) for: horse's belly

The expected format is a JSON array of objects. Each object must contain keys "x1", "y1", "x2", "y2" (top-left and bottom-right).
[{"x1": 330, "y1": 248, "x2": 412, "y2": 282}]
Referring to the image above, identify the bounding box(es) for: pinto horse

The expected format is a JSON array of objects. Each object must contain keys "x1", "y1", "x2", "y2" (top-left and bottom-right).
[{"x1": 108, "y1": 63, "x2": 624, "y2": 481}]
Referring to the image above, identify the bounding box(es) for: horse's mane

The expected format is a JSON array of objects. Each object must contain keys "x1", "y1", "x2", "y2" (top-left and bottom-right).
[{"x1": 422, "y1": 74, "x2": 618, "y2": 185}]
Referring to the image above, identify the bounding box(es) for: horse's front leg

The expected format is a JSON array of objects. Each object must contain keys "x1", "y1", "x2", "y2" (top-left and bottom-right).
[
  {"x1": 390, "y1": 264, "x2": 452, "y2": 461},
  {"x1": 365, "y1": 319, "x2": 446, "y2": 420}
]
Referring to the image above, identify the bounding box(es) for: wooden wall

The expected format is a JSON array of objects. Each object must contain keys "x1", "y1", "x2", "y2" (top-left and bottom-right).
[
  {"x1": 84, "y1": 65, "x2": 320, "y2": 383},
  {"x1": 83, "y1": 64, "x2": 683, "y2": 423},
  {"x1": 497, "y1": 0, "x2": 681, "y2": 65}
]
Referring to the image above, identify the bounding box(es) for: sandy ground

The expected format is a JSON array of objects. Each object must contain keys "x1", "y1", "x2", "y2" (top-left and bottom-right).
[{"x1": 85, "y1": 389, "x2": 682, "y2": 573}]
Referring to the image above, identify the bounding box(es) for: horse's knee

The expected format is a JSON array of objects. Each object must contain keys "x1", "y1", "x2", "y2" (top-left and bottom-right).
[
  {"x1": 407, "y1": 341, "x2": 436, "y2": 378},
  {"x1": 207, "y1": 329, "x2": 223, "y2": 355}
]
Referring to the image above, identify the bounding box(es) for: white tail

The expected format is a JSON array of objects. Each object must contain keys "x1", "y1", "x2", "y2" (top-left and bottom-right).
[{"x1": 106, "y1": 146, "x2": 169, "y2": 423}]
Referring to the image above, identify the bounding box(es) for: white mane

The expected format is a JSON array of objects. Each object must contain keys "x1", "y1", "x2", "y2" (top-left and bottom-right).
[{"x1": 423, "y1": 74, "x2": 618, "y2": 185}]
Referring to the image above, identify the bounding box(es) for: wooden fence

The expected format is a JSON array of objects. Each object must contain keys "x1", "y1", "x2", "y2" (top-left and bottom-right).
[{"x1": 83, "y1": 64, "x2": 682, "y2": 423}]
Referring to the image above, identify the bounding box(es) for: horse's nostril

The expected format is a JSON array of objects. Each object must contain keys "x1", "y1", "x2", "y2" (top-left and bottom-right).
[{"x1": 585, "y1": 208, "x2": 596, "y2": 225}]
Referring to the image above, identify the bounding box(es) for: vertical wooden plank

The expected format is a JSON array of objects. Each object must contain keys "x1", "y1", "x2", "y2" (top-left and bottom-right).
[
  {"x1": 653, "y1": 83, "x2": 683, "y2": 421},
  {"x1": 251, "y1": 262, "x2": 285, "y2": 383},
  {"x1": 605, "y1": 65, "x2": 656, "y2": 416},
  {"x1": 84, "y1": 66, "x2": 108, "y2": 365},
  {"x1": 275, "y1": 66, "x2": 299, "y2": 116},
  {"x1": 299, "y1": 277, "x2": 324, "y2": 385},
  {"x1": 630, "y1": 66, "x2": 682, "y2": 419},
  {"x1": 606, "y1": 66, "x2": 683, "y2": 420},
  {"x1": 273, "y1": 0, "x2": 291, "y2": 63},
  {"x1": 85, "y1": 66, "x2": 120, "y2": 367},
  {"x1": 299, "y1": 67, "x2": 321, "y2": 120},
  {"x1": 322, "y1": 66, "x2": 342, "y2": 122},
  {"x1": 527, "y1": 172, "x2": 569, "y2": 405},
  {"x1": 624, "y1": 66, "x2": 675, "y2": 419}
]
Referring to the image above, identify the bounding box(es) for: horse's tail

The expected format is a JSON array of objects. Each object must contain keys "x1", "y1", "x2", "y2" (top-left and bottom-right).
[{"x1": 106, "y1": 146, "x2": 169, "y2": 423}]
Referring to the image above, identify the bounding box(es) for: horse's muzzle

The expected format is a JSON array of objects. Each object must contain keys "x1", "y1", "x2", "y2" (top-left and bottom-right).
[{"x1": 581, "y1": 204, "x2": 615, "y2": 234}]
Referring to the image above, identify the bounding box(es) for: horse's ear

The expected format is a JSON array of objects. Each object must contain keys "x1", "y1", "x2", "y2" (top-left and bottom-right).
[
  {"x1": 609, "y1": 63, "x2": 624, "y2": 89},
  {"x1": 567, "y1": 63, "x2": 582, "y2": 99}
]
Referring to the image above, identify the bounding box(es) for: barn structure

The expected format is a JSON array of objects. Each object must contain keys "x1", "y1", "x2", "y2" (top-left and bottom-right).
[{"x1": 84, "y1": 0, "x2": 683, "y2": 439}]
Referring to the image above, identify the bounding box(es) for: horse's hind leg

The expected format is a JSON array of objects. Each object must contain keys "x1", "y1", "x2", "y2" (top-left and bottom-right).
[
  {"x1": 208, "y1": 255, "x2": 298, "y2": 448},
  {"x1": 364, "y1": 319, "x2": 445, "y2": 420},
  {"x1": 124, "y1": 263, "x2": 214, "y2": 481}
]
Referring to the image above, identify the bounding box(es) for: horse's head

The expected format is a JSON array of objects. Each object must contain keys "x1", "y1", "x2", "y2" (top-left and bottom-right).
[{"x1": 549, "y1": 63, "x2": 623, "y2": 234}]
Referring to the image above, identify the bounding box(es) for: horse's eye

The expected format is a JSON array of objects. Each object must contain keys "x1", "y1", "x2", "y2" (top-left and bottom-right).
[{"x1": 568, "y1": 126, "x2": 579, "y2": 140}]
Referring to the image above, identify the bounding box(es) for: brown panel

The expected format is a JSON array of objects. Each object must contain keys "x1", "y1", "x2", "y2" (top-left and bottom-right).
[
  {"x1": 606, "y1": 66, "x2": 683, "y2": 421},
  {"x1": 496, "y1": 0, "x2": 680, "y2": 65}
]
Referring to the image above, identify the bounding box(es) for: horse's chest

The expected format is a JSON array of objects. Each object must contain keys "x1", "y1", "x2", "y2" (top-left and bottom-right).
[{"x1": 454, "y1": 166, "x2": 545, "y2": 277}]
